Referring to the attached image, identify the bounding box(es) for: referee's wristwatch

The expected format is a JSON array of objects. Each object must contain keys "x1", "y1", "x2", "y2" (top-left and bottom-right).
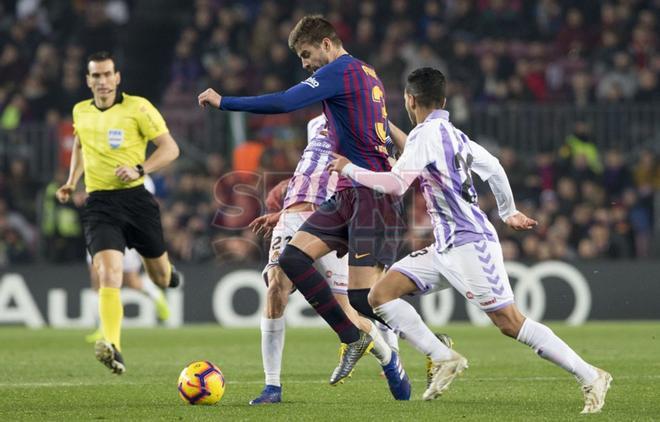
[{"x1": 135, "y1": 164, "x2": 145, "y2": 177}]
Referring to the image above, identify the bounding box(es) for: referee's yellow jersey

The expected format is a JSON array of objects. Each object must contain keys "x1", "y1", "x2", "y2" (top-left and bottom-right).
[{"x1": 73, "y1": 92, "x2": 169, "y2": 192}]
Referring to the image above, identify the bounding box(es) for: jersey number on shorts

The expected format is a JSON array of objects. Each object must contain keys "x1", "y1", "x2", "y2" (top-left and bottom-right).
[
  {"x1": 271, "y1": 236, "x2": 292, "y2": 251},
  {"x1": 454, "y1": 152, "x2": 477, "y2": 204},
  {"x1": 409, "y1": 248, "x2": 430, "y2": 258}
]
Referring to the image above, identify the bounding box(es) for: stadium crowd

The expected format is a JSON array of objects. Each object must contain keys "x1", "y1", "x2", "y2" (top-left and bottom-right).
[{"x1": 1, "y1": 0, "x2": 659, "y2": 268}]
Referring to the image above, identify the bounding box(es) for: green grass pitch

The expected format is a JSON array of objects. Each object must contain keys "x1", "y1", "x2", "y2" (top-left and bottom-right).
[{"x1": 0, "y1": 322, "x2": 658, "y2": 421}]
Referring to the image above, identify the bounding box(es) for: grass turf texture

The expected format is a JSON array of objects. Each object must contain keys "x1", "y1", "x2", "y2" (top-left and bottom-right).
[{"x1": 0, "y1": 322, "x2": 657, "y2": 421}]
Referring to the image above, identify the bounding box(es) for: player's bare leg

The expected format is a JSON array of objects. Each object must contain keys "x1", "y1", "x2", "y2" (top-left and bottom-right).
[
  {"x1": 280, "y1": 232, "x2": 372, "y2": 385},
  {"x1": 142, "y1": 252, "x2": 182, "y2": 289},
  {"x1": 487, "y1": 304, "x2": 612, "y2": 414},
  {"x1": 370, "y1": 270, "x2": 467, "y2": 401},
  {"x1": 93, "y1": 249, "x2": 126, "y2": 374},
  {"x1": 250, "y1": 266, "x2": 291, "y2": 405}
]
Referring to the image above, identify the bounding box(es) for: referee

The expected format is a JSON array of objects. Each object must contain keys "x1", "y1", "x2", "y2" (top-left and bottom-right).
[{"x1": 56, "y1": 51, "x2": 182, "y2": 375}]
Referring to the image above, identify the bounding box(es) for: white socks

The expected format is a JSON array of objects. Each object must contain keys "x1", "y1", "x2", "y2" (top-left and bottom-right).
[
  {"x1": 374, "y1": 299, "x2": 453, "y2": 361},
  {"x1": 261, "y1": 316, "x2": 285, "y2": 387},
  {"x1": 140, "y1": 279, "x2": 163, "y2": 302},
  {"x1": 368, "y1": 323, "x2": 392, "y2": 366},
  {"x1": 376, "y1": 320, "x2": 399, "y2": 353},
  {"x1": 517, "y1": 318, "x2": 598, "y2": 385}
]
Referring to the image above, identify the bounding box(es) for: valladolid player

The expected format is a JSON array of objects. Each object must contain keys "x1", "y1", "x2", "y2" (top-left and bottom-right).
[
  {"x1": 329, "y1": 67, "x2": 612, "y2": 413},
  {"x1": 56, "y1": 51, "x2": 182, "y2": 374},
  {"x1": 248, "y1": 115, "x2": 413, "y2": 403}
]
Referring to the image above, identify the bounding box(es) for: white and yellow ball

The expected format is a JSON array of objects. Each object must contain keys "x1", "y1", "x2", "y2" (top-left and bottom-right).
[{"x1": 177, "y1": 361, "x2": 225, "y2": 405}]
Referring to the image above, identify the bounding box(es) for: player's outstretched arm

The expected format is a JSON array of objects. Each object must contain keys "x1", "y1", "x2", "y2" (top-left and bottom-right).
[
  {"x1": 468, "y1": 140, "x2": 538, "y2": 230},
  {"x1": 328, "y1": 153, "x2": 415, "y2": 196},
  {"x1": 197, "y1": 88, "x2": 222, "y2": 108},
  {"x1": 197, "y1": 66, "x2": 339, "y2": 114},
  {"x1": 56, "y1": 135, "x2": 84, "y2": 203}
]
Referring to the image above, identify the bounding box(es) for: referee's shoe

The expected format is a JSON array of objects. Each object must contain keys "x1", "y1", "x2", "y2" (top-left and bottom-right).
[{"x1": 95, "y1": 340, "x2": 125, "y2": 375}]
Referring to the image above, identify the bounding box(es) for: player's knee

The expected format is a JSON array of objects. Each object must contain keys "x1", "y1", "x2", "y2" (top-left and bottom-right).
[
  {"x1": 491, "y1": 312, "x2": 524, "y2": 338},
  {"x1": 367, "y1": 287, "x2": 385, "y2": 308},
  {"x1": 96, "y1": 263, "x2": 123, "y2": 287},
  {"x1": 278, "y1": 245, "x2": 312, "y2": 280},
  {"x1": 497, "y1": 323, "x2": 518, "y2": 338},
  {"x1": 267, "y1": 269, "x2": 291, "y2": 298}
]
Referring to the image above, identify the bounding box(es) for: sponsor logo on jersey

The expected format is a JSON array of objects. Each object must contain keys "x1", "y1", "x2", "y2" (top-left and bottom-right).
[
  {"x1": 302, "y1": 77, "x2": 319, "y2": 88},
  {"x1": 108, "y1": 129, "x2": 124, "y2": 149},
  {"x1": 479, "y1": 298, "x2": 497, "y2": 307}
]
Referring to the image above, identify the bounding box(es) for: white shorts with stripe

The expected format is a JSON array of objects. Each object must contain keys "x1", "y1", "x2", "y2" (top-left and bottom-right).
[
  {"x1": 264, "y1": 211, "x2": 348, "y2": 295},
  {"x1": 86, "y1": 247, "x2": 143, "y2": 273},
  {"x1": 391, "y1": 240, "x2": 514, "y2": 312}
]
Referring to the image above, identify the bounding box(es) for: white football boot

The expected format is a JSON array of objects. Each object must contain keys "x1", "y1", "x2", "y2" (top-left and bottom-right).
[
  {"x1": 580, "y1": 367, "x2": 612, "y2": 414},
  {"x1": 422, "y1": 350, "x2": 468, "y2": 401}
]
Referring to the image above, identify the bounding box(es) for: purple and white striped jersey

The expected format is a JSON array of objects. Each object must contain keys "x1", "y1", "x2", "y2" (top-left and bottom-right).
[
  {"x1": 342, "y1": 109, "x2": 518, "y2": 253},
  {"x1": 397, "y1": 110, "x2": 501, "y2": 251},
  {"x1": 282, "y1": 114, "x2": 338, "y2": 209}
]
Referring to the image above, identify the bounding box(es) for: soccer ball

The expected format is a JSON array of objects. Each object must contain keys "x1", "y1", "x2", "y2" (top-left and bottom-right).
[{"x1": 177, "y1": 360, "x2": 226, "y2": 405}]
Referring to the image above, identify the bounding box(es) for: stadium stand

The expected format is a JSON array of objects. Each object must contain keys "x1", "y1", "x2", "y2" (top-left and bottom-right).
[{"x1": 0, "y1": 0, "x2": 658, "y2": 267}]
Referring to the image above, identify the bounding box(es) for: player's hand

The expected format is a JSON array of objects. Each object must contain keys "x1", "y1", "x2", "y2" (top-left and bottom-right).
[
  {"x1": 198, "y1": 88, "x2": 222, "y2": 108},
  {"x1": 55, "y1": 184, "x2": 75, "y2": 203},
  {"x1": 248, "y1": 212, "x2": 282, "y2": 238},
  {"x1": 327, "y1": 152, "x2": 351, "y2": 174},
  {"x1": 115, "y1": 165, "x2": 140, "y2": 183},
  {"x1": 505, "y1": 212, "x2": 538, "y2": 231}
]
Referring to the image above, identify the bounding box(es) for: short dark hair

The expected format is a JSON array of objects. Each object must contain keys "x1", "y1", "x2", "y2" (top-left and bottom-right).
[
  {"x1": 86, "y1": 51, "x2": 116, "y2": 73},
  {"x1": 405, "y1": 67, "x2": 446, "y2": 108},
  {"x1": 288, "y1": 15, "x2": 341, "y2": 52}
]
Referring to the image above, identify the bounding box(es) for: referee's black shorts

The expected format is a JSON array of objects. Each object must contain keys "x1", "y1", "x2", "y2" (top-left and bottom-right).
[{"x1": 82, "y1": 185, "x2": 166, "y2": 259}]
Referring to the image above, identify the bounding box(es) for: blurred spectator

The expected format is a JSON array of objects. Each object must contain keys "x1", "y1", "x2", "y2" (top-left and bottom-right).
[
  {"x1": 40, "y1": 170, "x2": 85, "y2": 262},
  {"x1": 559, "y1": 121, "x2": 602, "y2": 175},
  {"x1": 0, "y1": 0, "x2": 659, "y2": 265},
  {"x1": 596, "y1": 51, "x2": 638, "y2": 101}
]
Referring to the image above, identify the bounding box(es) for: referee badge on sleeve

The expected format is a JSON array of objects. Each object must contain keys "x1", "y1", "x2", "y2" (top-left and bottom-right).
[{"x1": 108, "y1": 129, "x2": 124, "y2": 149}]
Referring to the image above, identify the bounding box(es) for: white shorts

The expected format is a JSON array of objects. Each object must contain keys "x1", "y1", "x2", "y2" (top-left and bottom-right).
[
  {"x1": 263, "y1": 211, "x2": 348, "y2": 295},
  {"x1": 86, "y1": 247, "x2": 143, "y2": 273},
  {"x1": 391, "y1": 240, "x2": 514, "y2": 312}
]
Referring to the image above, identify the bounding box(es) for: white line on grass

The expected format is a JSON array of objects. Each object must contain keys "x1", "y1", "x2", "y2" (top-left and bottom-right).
[{"x1": 1, "y1": 374, "x2": 658, "y2": 388}]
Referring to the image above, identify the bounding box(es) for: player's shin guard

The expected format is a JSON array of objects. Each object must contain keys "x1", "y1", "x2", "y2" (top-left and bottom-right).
[
  {"x1": 279, "y1": 245, "x2": 360, "y2": 344},
  {"x1": 516, "y1": 318, "x2": 598, "y2": 384},
  {"x1": 98, "y1": 287, "x2": 123, "y2": 351},
  {"x1": 348, "y1": 288, "x2": 390, "y2": 327},
  {"x1": 374, "y1": 299, "x2": 452, "y2": 361}
]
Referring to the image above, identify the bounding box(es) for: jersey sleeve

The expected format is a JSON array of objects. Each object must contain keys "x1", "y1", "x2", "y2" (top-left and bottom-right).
[
  {"x1": 220, "y1": 63, "x2": 342, "y2": 114},
  {"x1": 467, "y1": 139, "x2": 501, "y2": 180},
  {"x1": 71, "y1": 103, "x2": 82, "y2": 136},
  {"x1": 466, "y1": 140, "x2": 518, "y2": 220},
  {"x1": 136, "y1": 99, "x2": 169, "y2": 140}
]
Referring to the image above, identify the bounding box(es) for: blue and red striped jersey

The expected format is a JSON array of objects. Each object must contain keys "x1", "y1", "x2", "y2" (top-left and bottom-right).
[{"x1": 220, "y1": 54, "x2": 392, "y2": 191}]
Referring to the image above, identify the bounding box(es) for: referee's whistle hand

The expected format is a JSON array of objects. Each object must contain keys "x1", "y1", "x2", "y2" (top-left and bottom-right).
[
  {"x1": 198, "y1": 88, "x2": 222, "y2": 108},
  {"x1": 55, "y1": 185, "x2": 74, "y2": 203},
  {"x1": 115, "y1": 165, "x2": 140, "y2": 182}
]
